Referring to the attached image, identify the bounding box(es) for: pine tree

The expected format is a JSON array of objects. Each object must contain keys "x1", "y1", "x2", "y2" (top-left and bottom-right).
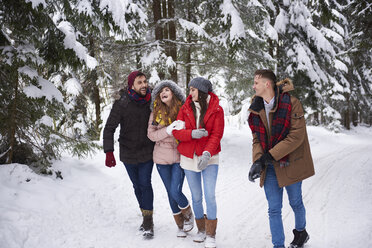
[
  {"x1": 215, "y1": 0, "x2": 270, "y2": 114},
  {"x1": 0, "y1": 0, "x2": 147, "y2": 172},
  {"x1": 257, "y1": 0, "x2": 343, "y2": 129},
  {"x1": 342, "y1": 0, "x2": 372, "y2": 127},
  {"x1": 0, "y1": 0, "x2": 82, "y2": 170}
]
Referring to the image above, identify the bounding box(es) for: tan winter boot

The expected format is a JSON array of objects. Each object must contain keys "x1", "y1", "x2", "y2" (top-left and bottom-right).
[
  {"x1": 142, "y1": 210, "x2": 154, "y2": 239},
  {"x1": 173, "y1": 213, "x2": 187, "y2": 238},
  {"x1": 180, "y1": 204, "x2": 194, "y2": 232},
  {"x1": 205, "y1": 218, "x2": 217, "y2": 248},
  {"x1": 193, "y1": 215, "x2": 206, "y2": 243}
]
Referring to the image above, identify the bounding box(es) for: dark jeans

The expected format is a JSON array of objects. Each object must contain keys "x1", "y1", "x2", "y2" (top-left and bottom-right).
[
  {"x1": 124, "y1": 160, "x2": 154, "y2": 211},
  {"x1": 156, "y1": 163, "x2": 189, "y2": 213}
]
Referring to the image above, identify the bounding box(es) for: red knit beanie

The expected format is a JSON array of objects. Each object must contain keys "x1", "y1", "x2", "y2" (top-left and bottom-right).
[{"x1": 127, "y1": 71, "x2": 141, "y2": 89}]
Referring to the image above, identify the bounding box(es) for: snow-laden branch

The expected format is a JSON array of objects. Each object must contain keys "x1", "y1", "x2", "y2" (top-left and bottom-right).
[
  {"x1": 23, "y1": 77, "x2": 64, "y2": 103},
  {"x1": 57, "y1": 21, "x2": 98, "y2": 69},
  {"x1": 99, "y1": 0, "x2": 148, "y2": 37},
  {"x1": 178, "y1": 19, "x2": 210, "y2": 39},
  {"x1": 220, "y1": 0, "x2": 246, "y2": 42},
  {"x1": 25, "y1": 0, "x2": 46, "y2": 8}
]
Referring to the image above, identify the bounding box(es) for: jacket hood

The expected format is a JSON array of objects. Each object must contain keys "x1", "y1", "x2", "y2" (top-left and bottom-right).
[
  {"x1": 150, "y1": 80, "x2": 185, "y2": 110},
  {"x1": 276, "y1": 78, "x2": 294, "y2": 93},
  {"x1": 113, "y1": 87, "x2": 127, "y2": 100}
]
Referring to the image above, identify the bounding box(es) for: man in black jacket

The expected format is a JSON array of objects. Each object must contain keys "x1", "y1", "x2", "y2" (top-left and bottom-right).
[{"x1": 103, "y1": 71, "x2": 155, "y2": 238}]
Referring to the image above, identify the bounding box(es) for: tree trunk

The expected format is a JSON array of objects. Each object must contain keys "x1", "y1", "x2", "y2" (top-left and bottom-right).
[
  {"x1": 352, "y1": 110, "x2": 358, "y2": 127},
  {"x1": 185, "y1": 5, "x2": 192, "y2": 96},
  {"x1": 354, "y1": 103, "x2": 359, "y2": 127},
  {"x1": 153, "y1": 0, "x2": 163, "y2": 41},
  {"x1": 268, "y1": 39, "x2": 274, "y2": 58},
  {"x1": 89, "y1": 36, "x2": 101, "y2": 140},
  {"x1": 186, "y1": 42, "x2": 191, "y2": 96},
  {"x1": 7, "y1": 69, "x2": 18, "y2": 164},
  {"x1": 162, "y1": 0, "x2": 168, "y2": 43},
  {"x1": 153, "y1": 0, "x2": 164, "y2": 79},
  {"x1": 344, "y1": 93, "x2": 350, "y2": 130},
  {"x1": 168, "y1": 0, "x2": 177, "y2": 83},
  {"x1": 314, "y1": 111, "x2": 319, "y2": 125},
  {"x1": 344, "y1": 110, "x2": 350, "y2": 130}
]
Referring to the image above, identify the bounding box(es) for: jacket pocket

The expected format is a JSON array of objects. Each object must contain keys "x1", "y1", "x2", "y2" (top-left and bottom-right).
[
  {"x1": 285, "y1": 144, "x2": 305, "y2": 179},
  {"x1": 289, "y1": 143, "x2": 304, "y2": 162},
  {"x1": 292, "y1": 112, "x2": 304, "y2": 119},
  {"x1": 284, "y1": 158, "x2": 304, "y2": 179},
  {"x1": 291, "y1": 112, "x2": 305, "y2": 129}
]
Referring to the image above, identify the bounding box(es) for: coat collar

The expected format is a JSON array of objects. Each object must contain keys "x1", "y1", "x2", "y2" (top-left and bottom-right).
[
  {"x1": 183, "y1": 92, "x2": 221, "y2": 125},
  {"x1": 184, "y1": 92, "x2": 219, "y2": 111}
]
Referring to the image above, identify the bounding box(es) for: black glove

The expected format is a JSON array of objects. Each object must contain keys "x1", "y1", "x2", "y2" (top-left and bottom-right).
[
  {"x1": 248, "y1": 160, "x2": 263, "y2": 182},
  {"x1": 259, "y1": 152, "x2": 274, "y2": 166},
  {"x1": 248, "y1": 152, "x2": 274, "y2": 182}
]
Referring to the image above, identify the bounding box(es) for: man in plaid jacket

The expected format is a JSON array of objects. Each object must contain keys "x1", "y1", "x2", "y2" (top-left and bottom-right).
[{"x1": 248, "y1": 69, "x2": 315, "y2": 248}]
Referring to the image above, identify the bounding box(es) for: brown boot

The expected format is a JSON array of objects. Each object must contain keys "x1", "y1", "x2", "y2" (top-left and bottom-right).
[
  {"x1": 193, "y1": 215, "x2": 206, "y2": 243},
  {"x1": 205, "y1": 218, "x2": 217, "y2": 248},
  {"x1": 173, "y1": 213, "x2": 187, "y2": 238},
  {"x1": 180, "y1": 205, "x2": 194, "y2": 232},
  {"x1": 142, "y1": 210, "x2": 154, "y2": 239},
  {"x1": 139, "y1": 208, "x2": 144, "y2": 231}
]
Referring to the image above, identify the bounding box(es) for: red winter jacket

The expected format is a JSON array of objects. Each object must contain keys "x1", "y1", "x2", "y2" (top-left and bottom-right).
[{"x1": 173, "y1": 92, "x2": 225, "y2": 158}]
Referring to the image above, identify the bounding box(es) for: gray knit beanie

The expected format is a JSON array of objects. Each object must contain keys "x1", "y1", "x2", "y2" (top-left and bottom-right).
[{"x1": 189, "y1": 77, "x2": 212, "y2": 93}]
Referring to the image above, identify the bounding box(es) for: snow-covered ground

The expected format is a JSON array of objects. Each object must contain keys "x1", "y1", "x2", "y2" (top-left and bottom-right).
[{"x1": 1, "y1": 125, "x2": 371, "y2": 248}]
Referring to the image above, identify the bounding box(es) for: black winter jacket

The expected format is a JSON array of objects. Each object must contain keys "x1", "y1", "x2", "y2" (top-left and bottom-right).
[{"x1": 103, "y1": 90, "x2": 154, "y2": 164}]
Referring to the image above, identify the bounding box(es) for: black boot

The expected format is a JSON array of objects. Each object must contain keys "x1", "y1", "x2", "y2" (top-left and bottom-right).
[
  {"x1": 142, "y1": 210, "x2": 154, "y2": 239},
  {"x1": 288, "y1": 229, "x2": 309, "y2": 248}
]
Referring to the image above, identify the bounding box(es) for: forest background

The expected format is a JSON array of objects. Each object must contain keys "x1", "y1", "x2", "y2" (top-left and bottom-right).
[{"x1": 0, "y1": 0, "x2": 371, "y2": 173}]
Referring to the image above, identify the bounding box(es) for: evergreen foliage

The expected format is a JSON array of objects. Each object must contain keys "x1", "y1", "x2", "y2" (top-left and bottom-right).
[{"x1": 0, "y1": 0, "x2": 145, "y2": 171}]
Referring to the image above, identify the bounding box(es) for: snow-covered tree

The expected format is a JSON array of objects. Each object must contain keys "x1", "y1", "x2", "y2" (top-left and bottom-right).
[
  {"x1": 256, "y1": 0, "x2": 343, "y2": 129},
  {"x1": 216, "y1": 0, "x2": 271, "y2": 114},
  {"x1": 0, "y1": 0, "x2": 148, "y2": 171},
  {"x1": 340, "y1": 0, "x2": 372, "y2": 128}
]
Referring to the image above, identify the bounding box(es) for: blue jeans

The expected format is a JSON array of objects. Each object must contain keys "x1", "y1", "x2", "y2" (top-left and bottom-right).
[
  {"x1": 156, "y1": 163, "x2": 189, "y2": 214},
  {"x1": 264, "y1": 164, "x2": 306, "y2": 248},
  {"x1": 184, "y1": 164, "x2": 218, "y2": 220},
  {"x1": 124, "y1": 160, "x2": 154, "y2": 211}
]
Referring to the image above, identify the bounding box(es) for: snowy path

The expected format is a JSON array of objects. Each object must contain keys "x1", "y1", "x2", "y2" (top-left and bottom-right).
[{"x1": 1, "y1": 126, "x2": 371, "y2": 248}]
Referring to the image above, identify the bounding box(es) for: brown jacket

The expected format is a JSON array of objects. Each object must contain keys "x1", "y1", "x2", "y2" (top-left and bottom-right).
[{"x1": 249, "y1": 78, "x2": 315, "y2": 187}]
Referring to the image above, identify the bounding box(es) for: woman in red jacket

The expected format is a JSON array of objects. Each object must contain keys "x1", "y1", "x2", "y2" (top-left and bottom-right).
[{"x1": 173, "y1": 77, "x2": 224, "y2": 248}]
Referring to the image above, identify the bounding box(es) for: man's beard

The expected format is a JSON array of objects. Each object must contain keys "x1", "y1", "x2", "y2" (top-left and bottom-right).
[{"x1": 136, "y1": 87, "x2": 147, "y2": 97}]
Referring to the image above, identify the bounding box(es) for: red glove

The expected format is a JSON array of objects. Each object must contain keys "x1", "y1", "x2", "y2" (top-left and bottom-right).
[{"x1": 105, "y1": 152, "x2": 116, "y2": 167}]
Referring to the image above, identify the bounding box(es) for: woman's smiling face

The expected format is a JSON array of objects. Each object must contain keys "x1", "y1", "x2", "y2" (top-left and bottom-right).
[
  {"x1": 160, "y1": 87, "x2": 173, "y2": 105},
  {"x1": 189, "y1": 86, "x2": 199, "y2": 102}
]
